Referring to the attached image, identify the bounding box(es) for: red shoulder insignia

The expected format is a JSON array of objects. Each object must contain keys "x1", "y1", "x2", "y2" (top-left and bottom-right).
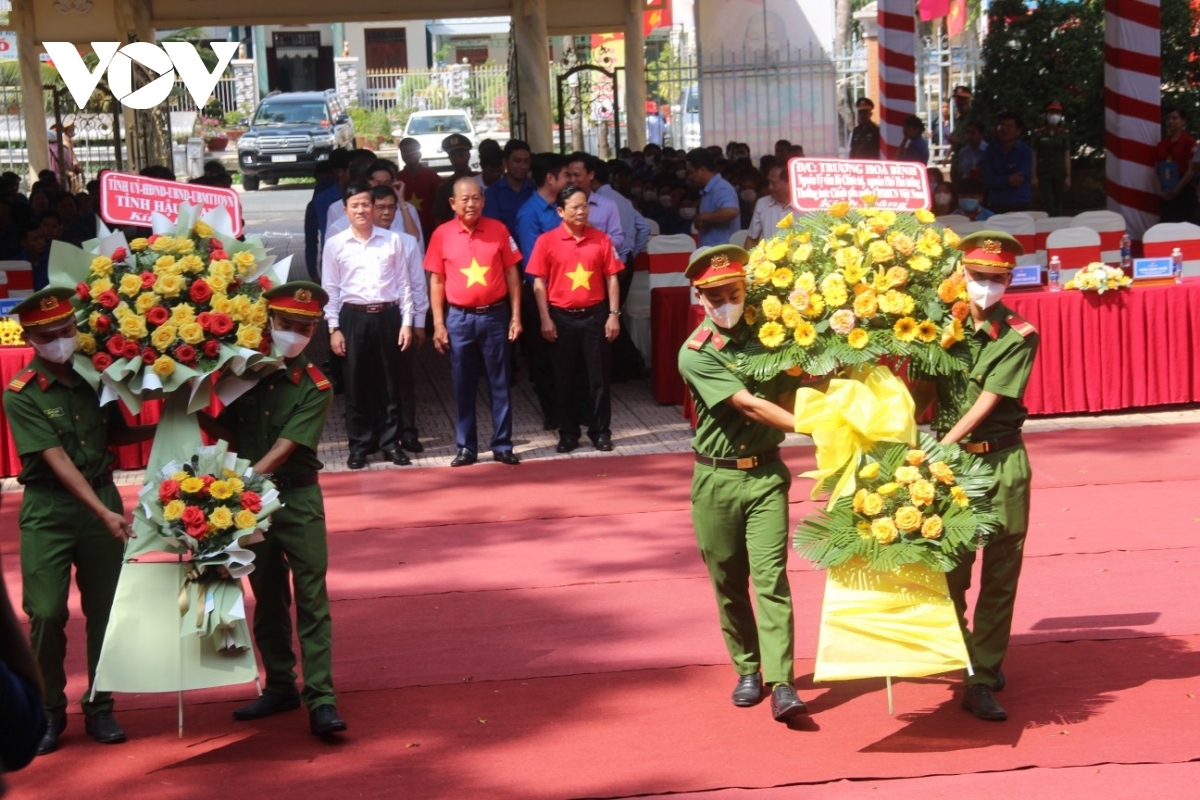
[
  {"x1": 686, "y1": 326, "x2": 713, "y2": 351},
  {"x1": 304, "y1": 362, "x2": 332, "y2": 391},
  {"x1": 711, "y1": 330, "x2": 727, "y2": 351},
  {"x1": 6, "y1": 367, "x2": 37, "y2": 393},
  {"x1": 1006, "y1": 313, "x2": 1037, "y2": 338}
]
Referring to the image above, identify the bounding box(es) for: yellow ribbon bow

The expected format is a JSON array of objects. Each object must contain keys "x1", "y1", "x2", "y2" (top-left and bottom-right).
[{"x1": 793, "y1": 364, "x2": 917, "y2": 508}]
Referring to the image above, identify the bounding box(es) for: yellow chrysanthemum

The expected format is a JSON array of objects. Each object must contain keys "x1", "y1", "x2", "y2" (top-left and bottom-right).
[
  {"x1": 152, "y1": 355, "x2": 176, "y2": 377},
  {"x1": 780, "y1": 305, "x2": 801, "y2": 328},
  {"x1": 907, "y1": 255, "x2": 933, "y2": 273},
  {"x1": 894, "y1": 317, "x2": 919, "y2": 343},
  {"x1": 235, "y1": 323, "x2": 263, "y2": 349},
  {"x1": 801, "y1": 293, "x2": 826, "y2": 318},
  {"x1": 770, "y1": 267, "x2": 794, "y2": 288},
  {"x1": 916, "y1": 320, "x2": 939, "y2": 343},
  {"x1": 916, "y1": 237, "x2": 943, "y2": 258},
  {"x1": 915, "y1": 208, "x2": 936, "y2": 224},
  {"x1": 895, "y1": 506, "x2": 924, "y2": 532},
  {"x1": 76, "y1": 333, "x2": 97, "y2": 354},
  {"x1": 792, "y1": 320, "x2": 817, "y2": 347},
  {"x1": 163, "y1": 500, "x2": 186, "y2": 522},
  {"x1": 151, "y1": 324, "x2": 177, "y2": 352},
  {"x1": 171, "y1": 304, "x2": 196, "y2": 326},
  {"x1": 234, "y1": 509, "x2": 259, "y2": 530},
  {"x1": 179, "y1": 322, "x2": 205, "y2": 345},
  {"x1": 950, "y1": 485, "x2": 970, "y2": 507},
  {"x1": 129, "y1": 237, "x2": 149, "y2": 252},
  {"x1": 761, "y1": 295, "x2": 783, "y2": 320},
  {"x1": 170, "y1": 471, "x2": 190, "y2": 483},
  {"x1": 209, "y1": 480, "x2": 234, "y2": 500},
  {"x1": 180, "y1": 477, "x2": 205, "y2": 494},
  {"x1": 135, "y1": 292, "x2": 160, "y2": 313},
  {"x1": 208, "y1": 506, "x2": 234, "y2": 530},
  {"x1": 757, "y1": 321, "x2": 787, "y2": 348},
  {"x1": 119, "y1": 314, "x2": 148, "y2": 340},
  {"x1": 941, "y1": 227, "x2": 960, "y2": 248},
  {"x1": 154, "y1": 273, "x2": 185, "y2": 298},
  {"x1": 820, "y1": 275, "x2": 848, "y2": 307},
  {"x1": 226, "y1": 476, "x2": 245, "y2": 494},
  {"x1": 193, "y1": 220, "x2": 214, "y2": 237},
  {"x1": 871, "y1": 517, "x2": 898, "y2": 544},
  {"x1": 847, "y1": 328, "x2": 870, "y2": 349},
  {"x1": 90, "y1": 255, "x2": 114, "y2": 277}
]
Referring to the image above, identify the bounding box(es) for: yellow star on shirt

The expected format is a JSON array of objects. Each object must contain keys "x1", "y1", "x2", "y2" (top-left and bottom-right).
[
  {"x1": 461, "y1": 257, "x2": 490, "y2": 288},
  {"x1": 566, "y1": 263, "x2": 593, "y2": 291}
]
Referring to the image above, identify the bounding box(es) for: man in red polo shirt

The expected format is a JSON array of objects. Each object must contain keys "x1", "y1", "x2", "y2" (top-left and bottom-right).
[
  {"x1": 525, "y1": 184, "x2": 623, "y2": 453},
  {"x1": 425, "y1": 177, "x2": 523, "y2": 466},
  {"x1": 399, "y1": 137, "x2": 444, "y2": 240}
]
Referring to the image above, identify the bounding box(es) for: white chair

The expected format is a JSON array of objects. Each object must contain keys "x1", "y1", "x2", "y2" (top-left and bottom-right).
[
  {"x1": 0, "y1": 260, "x2": 32, "y2": 295},
  {"x1": 1072, "y1": 210, "x2": 1126, "y2": 263},
  {"x1": 729, "y1": 228, "x2": 750, "y2": 249},
  {"x1": 936, "y1": 214, "x2": 970, "y2": 227},
  {"x1": 985, "y1": 213, "x2": 1039, "y2": 264},
  {"x1": 1046, "y1": 226, "x2": 1102, "y2": 281},
  {"x1": 1034, "y1": 216, "x2": 1077, "y2": 262},
  {"x1": 646, "y1": 218, "x2": 660, "y2": 237},
  {"x1": 624, "y1": 270, "x2": 654, "y2": 365},
  {"x1": 646, "y1": 234, "x2": 697, "y2": 290},
  {"x1": 1143, "y1": 221, "x2": 1200, "y2": 276},
  {"x1": 941, "y1": 218, "x2": 986, "y2": 236},
  {"x1": 1023, "y1": 210, "x2": 1049, "y2": 220}
]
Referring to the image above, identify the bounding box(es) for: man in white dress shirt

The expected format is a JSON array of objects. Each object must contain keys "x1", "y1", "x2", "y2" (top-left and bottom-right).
[
  {"x1": 322, "y1": 180, "x2": 421, "y2": 470},
  {"x1": 745, "y1": 164, "x2": 792, "y2": 249},
  {"x1": 564, "y1": 152, "x2": 625, "y2": 255}
]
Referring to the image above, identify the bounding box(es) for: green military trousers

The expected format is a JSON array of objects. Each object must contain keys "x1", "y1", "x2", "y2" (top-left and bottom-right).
[
  {"x1": 19, "y1": 484, "x2": 124, "y2": 720},
  {"x1": 246, "y1": 483, "x2": 336, "y2": 710},
  {"x1": 691, "y1": 460, "x2": 795, "y2": 685},
  {"x1": 947, "y1": 445, "x2": 1033, "y2": 688},
  {"x1": 1038, "y1": 176, "x2": 1066, "y2": 217}
]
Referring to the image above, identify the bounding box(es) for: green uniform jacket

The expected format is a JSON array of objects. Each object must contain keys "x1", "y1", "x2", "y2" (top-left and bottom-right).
[{"x1": 1032, "y1": 126, "x2": 1071, "y2": 179}]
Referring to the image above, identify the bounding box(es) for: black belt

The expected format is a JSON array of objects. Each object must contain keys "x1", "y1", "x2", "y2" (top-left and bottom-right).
[
  {"x1": 553, "y1": 302, "x2": 605, "y2": 316},
  {"x1": 271, "y1": 472, "x2": 319, "y2": 491},
  {"x1": 343, "y1": 301, "x2": 396, "y2": 313},
  {"x1": 694, "y1": 448, "x2": 781, "y2": 470},
  {"x1": 450, "y1": 299, "x2": 507, "y2": 314},
  {"x1": 960, "y1": 433, "x2": 1023, "y2": 455},
  {"x1": 23, "y1": 473, "x2": 115, "y2": 492}
]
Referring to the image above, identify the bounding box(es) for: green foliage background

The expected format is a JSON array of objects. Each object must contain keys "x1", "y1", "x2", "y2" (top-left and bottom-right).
[{"x1": 974, "y1": 0, "x2": 1200, "y2": 163}]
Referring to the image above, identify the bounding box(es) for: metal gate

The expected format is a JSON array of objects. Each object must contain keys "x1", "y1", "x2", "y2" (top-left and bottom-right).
[
  {"x1": 47, "y1": 83, "x2": 124, "y2": 191},
  {"x1": 555, "y1": 60, "x2": 623, "y2": 156}
]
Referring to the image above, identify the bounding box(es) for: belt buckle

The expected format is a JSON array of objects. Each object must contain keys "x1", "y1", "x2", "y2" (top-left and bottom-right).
[
  {"x1": 366, "y1": 303, "x2": 383, "y2": 313},
  {"x1": 474, "y1": 305, "x2": 490, "y2": 313},
  {"x1": 736, "y1": 456, "x2": 757, "y2": 469}
]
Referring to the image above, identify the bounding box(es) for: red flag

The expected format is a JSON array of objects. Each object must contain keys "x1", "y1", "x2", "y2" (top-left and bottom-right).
[
  {"x1": 947, "y1": 0, "x2": 968, "y2": 37},
  {"x1": 919, "y1": 0, "x2": 951, "y2": 21}
]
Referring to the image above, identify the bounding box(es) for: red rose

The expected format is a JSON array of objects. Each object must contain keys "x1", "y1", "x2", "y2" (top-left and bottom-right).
[
  {"x1": 140, "y1": 271, "x2": 156, "y2": 290},
  {"x1": 181, "y1": 504, "x2": 205, "y2": 527},
  {"x1": 122, "y1": 342, "x2": 139, "y2": 359},
  {"x1": 106, "y1": 334, "x2": 127, "y2": 356},
  {"x1": 210, "y1": 249, "x2": 228, "y2": 262},
  {"x1": 96, "y1": 290, "x2": 120, "y2": 310},
  {"x1": 76, "y1": 282, "x2": 91, "y2": 300},
  {"x1": 146, "y1": 306, "x2": 170, "y2": 326},
  {"x1": 158, "y1": 479, "x2": 180, "y2": 503},
  {"x1": 141, "y1": 348, "x2": 157, "y2": 365},
  {"x1": 210, "y1": 313, "x2": 234, "y2": 336},
  {"x1": 175, "y1": 344, "x2": 197, "y2": 364},
  {"x1": 111, "y1": 247, "x2": 127, "y2": 262},
  {"x1": 202, "y1": 338, "x2": 221, "y2": 358},
  {"x1": 147, "y1": 234, "x2": 160, "y2": 245},
  {"x1": 91, "y1": 352, "x2": 113, "y2": 371},
  {"x1": 189, "y1": 279, "x2": 213, "y2": 303},
  {"x1": 201, "y1": 475, "x2": 215, "y2": 487},
  {"x1": 95, "y1": 316, "x2": 112, "y2": 333},
  {"x1": 197, "y1": 311, "x2": 213, "y2": 330},
  {"x1": 208, "y1": 238, "x2": 223, "y2": 250},
  {"x1": 229, "y1": 279, "x2": 242, "y2": 292},
  {"x1": 258, "y1": 276, "x2": 272, "y2": 291},
  {"x1": 186, "y1": 520, "x2": 208, "y2": 539},
  {"x1": 240, "y1": 491, "x2": 262, "y2": 513}
]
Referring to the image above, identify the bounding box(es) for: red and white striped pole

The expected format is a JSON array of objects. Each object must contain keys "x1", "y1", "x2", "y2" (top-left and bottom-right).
[
  {"x1": 1105, "y1": 0, "x2": 1160, "y2": 239},
  {"x1": 877, "y1": 0, "x2": 917, "y2": 160}
]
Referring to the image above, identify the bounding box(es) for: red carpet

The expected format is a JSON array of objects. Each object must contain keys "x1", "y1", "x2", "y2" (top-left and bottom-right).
[{"x1": 3, "y1": 424, "x2": 1200, "y2": 798}]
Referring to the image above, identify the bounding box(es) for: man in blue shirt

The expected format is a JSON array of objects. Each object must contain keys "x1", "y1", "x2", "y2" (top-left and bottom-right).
[
  {"x1": 483, "y1": 139, "x2": 534, "y2": 236},
  {"x1": 897, "y1": 115, "x2": 930, "y2": 165},
  {"x1": 981, "y1": 112, "x2": 1034, "y2": 213},
  {"x1": 686, "y1": 148, "x2": 740, "y2": 248}
]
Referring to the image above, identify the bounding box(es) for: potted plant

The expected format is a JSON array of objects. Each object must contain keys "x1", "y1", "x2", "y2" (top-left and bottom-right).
[
  {"x1": 223, "y1": 104, "x2": 252, "y2": 144},
  {"x1": 196, "y1": 115, "x2": 228, "y2": 151}
]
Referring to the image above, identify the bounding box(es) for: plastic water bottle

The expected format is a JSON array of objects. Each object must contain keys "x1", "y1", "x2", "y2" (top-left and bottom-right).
[
  {"x1": 1120, "y1": 232, "x2": 1132, "y2": 270},
  {"x1": 1048, "y1": 255, "x2": 1061, "y2": 291},
  {"x1": 1173, "y1": 247, "x2": 1183, "y2": 284}
]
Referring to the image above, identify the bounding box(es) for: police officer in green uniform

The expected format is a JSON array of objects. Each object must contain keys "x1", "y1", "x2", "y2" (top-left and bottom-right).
[
  {"x1": 202, "y1": 281, "x2": 346, "y2": 737},
  {"x1": 1031, "y1": 100, "x2": 1072, "y2": 216},
  {"x1": 3, "y1": 287, "x2": 154, "y2": 754},
  {"x1": 922, "y1": 232, "x2": 1038, "y2": 722},
  {"x1": 677, "y1": 245, "x2": 808, "y2": 722},
  {"x1": 849, "y1": 98, "x2": 882, "y2": 160}
]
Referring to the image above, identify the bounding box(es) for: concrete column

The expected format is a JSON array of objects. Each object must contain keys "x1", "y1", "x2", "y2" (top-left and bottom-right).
[
  {"x1": 855, "y1": 3, "x2": 880, "y2": 111},
  {"x1": 10, "y1": 1, "x2": 48, "y2": 176},
  {"x1": 512, "y1": 0, "x2": 553, "y2": 152},
  {"x1": 624, "y1": 0, "x2": 647, "y2": 152},
  {"x1": 254, "y1": 26, "x2": 270, "y2": 95}
]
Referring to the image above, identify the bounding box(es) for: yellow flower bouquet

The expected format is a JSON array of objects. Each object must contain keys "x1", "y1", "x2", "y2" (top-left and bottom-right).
[
  {"x1": 739, "y1": 204, "x2": 971, "y2": 381},
  {"x1": 794, "y1": 433, "x2": 999, "y2": 572},
  {"x1": 1063, "y1": 261, "x2": 1132, "y2": 294}
]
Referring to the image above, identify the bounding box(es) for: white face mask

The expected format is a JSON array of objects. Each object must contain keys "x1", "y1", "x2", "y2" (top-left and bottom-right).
[
  {"x1": 706, "y1": 300, "x2": 744, "y2": 329},
  {"x1": 966, "y1": 277, "x2": 1006, "y2": 310},
  {"x1": 272, "y1": 328, "x2": 312, "y2": 359},
  {"x1": 1047, "y1": 114, "x2": 1062, "y2": 126},
  {"x1": 33, "y1": 333, "x2": 77, "y2": 364},
  {"x1": 740, "y1": 189, "x2": 758, "y2": 202},
  {"x1": 679, "y1": 207, "x2": 697, "y2": 220}
]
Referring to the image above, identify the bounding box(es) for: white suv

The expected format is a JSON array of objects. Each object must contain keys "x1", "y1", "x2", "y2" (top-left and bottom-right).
[{"x1": 393, "y1": 110, "x2": 478, "y2": 173}]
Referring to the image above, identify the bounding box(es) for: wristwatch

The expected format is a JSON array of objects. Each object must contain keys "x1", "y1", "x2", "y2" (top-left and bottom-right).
[{"x1": 609, "y1": 310, "x2": 621, "y2": 316}]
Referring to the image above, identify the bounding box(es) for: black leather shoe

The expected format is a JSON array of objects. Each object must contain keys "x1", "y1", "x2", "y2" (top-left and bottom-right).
[
  {"x1": 400, "y1": 437, "x2": 424, "y2": 454},
  {"x1": 994, "y1": 669, "x2": 1006, "y2": 692},
  {"x1": 37, "y1": 715, "x2": 67, "y2": 756},
  {"x1": 731, "y1": 673, "x2": 764, "y2": 707},
  {"x1": 381, "y1": 445, "x2": 412, "y2": 466},
  {"x1": 770, "y1": 684, "x2": 808, "y2": 721},
  {"x1": 592, "y1": 433, "x2": 614, "y2": 452},
  {"x1": 347, "y1": 452, "x2": 367, "y2": 470},
  {"x1": 492, "y1": 450, "x2": 520, "y2": 465},
  {"x1": 962, "y1": 684, "x2": 1007, "y2": 721},
  {"x1": 555, "y1": 436, "x2": 579, "y2": 454},
  {"x1": 450, "y1": 448, "x2": 477, "y2": 467},
  {"x1": 309, "y1": 704, "x2": 347, "y2": 736},
  {"x1": 233, "y1": 690, "x2": 301, "y2": 721},
  {"x1": 83, "y1": 711, "x2": 126, "y2": 744}
]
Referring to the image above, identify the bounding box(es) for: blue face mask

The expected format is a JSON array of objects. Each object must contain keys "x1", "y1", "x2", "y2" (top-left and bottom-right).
[{"x1": 959, "y1": 198, "x2": 980, "y2": 213}]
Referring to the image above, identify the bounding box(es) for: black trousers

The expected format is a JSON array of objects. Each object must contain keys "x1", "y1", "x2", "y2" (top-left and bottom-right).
[
  {"x1": 339, "y1": 305, "x2": 406, "y2": 454},
  {"x1": 550, "y1": 303, "x2": 611, "y2": 440}
]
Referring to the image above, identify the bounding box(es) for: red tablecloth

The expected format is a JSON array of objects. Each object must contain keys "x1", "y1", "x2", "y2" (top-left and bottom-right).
[
  {"x1": 651, "y1": 287, "x2": 695, "y2": 405},
  {"x1": 670, "y1": 279, "x2": 1200, "y2": 427}
]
